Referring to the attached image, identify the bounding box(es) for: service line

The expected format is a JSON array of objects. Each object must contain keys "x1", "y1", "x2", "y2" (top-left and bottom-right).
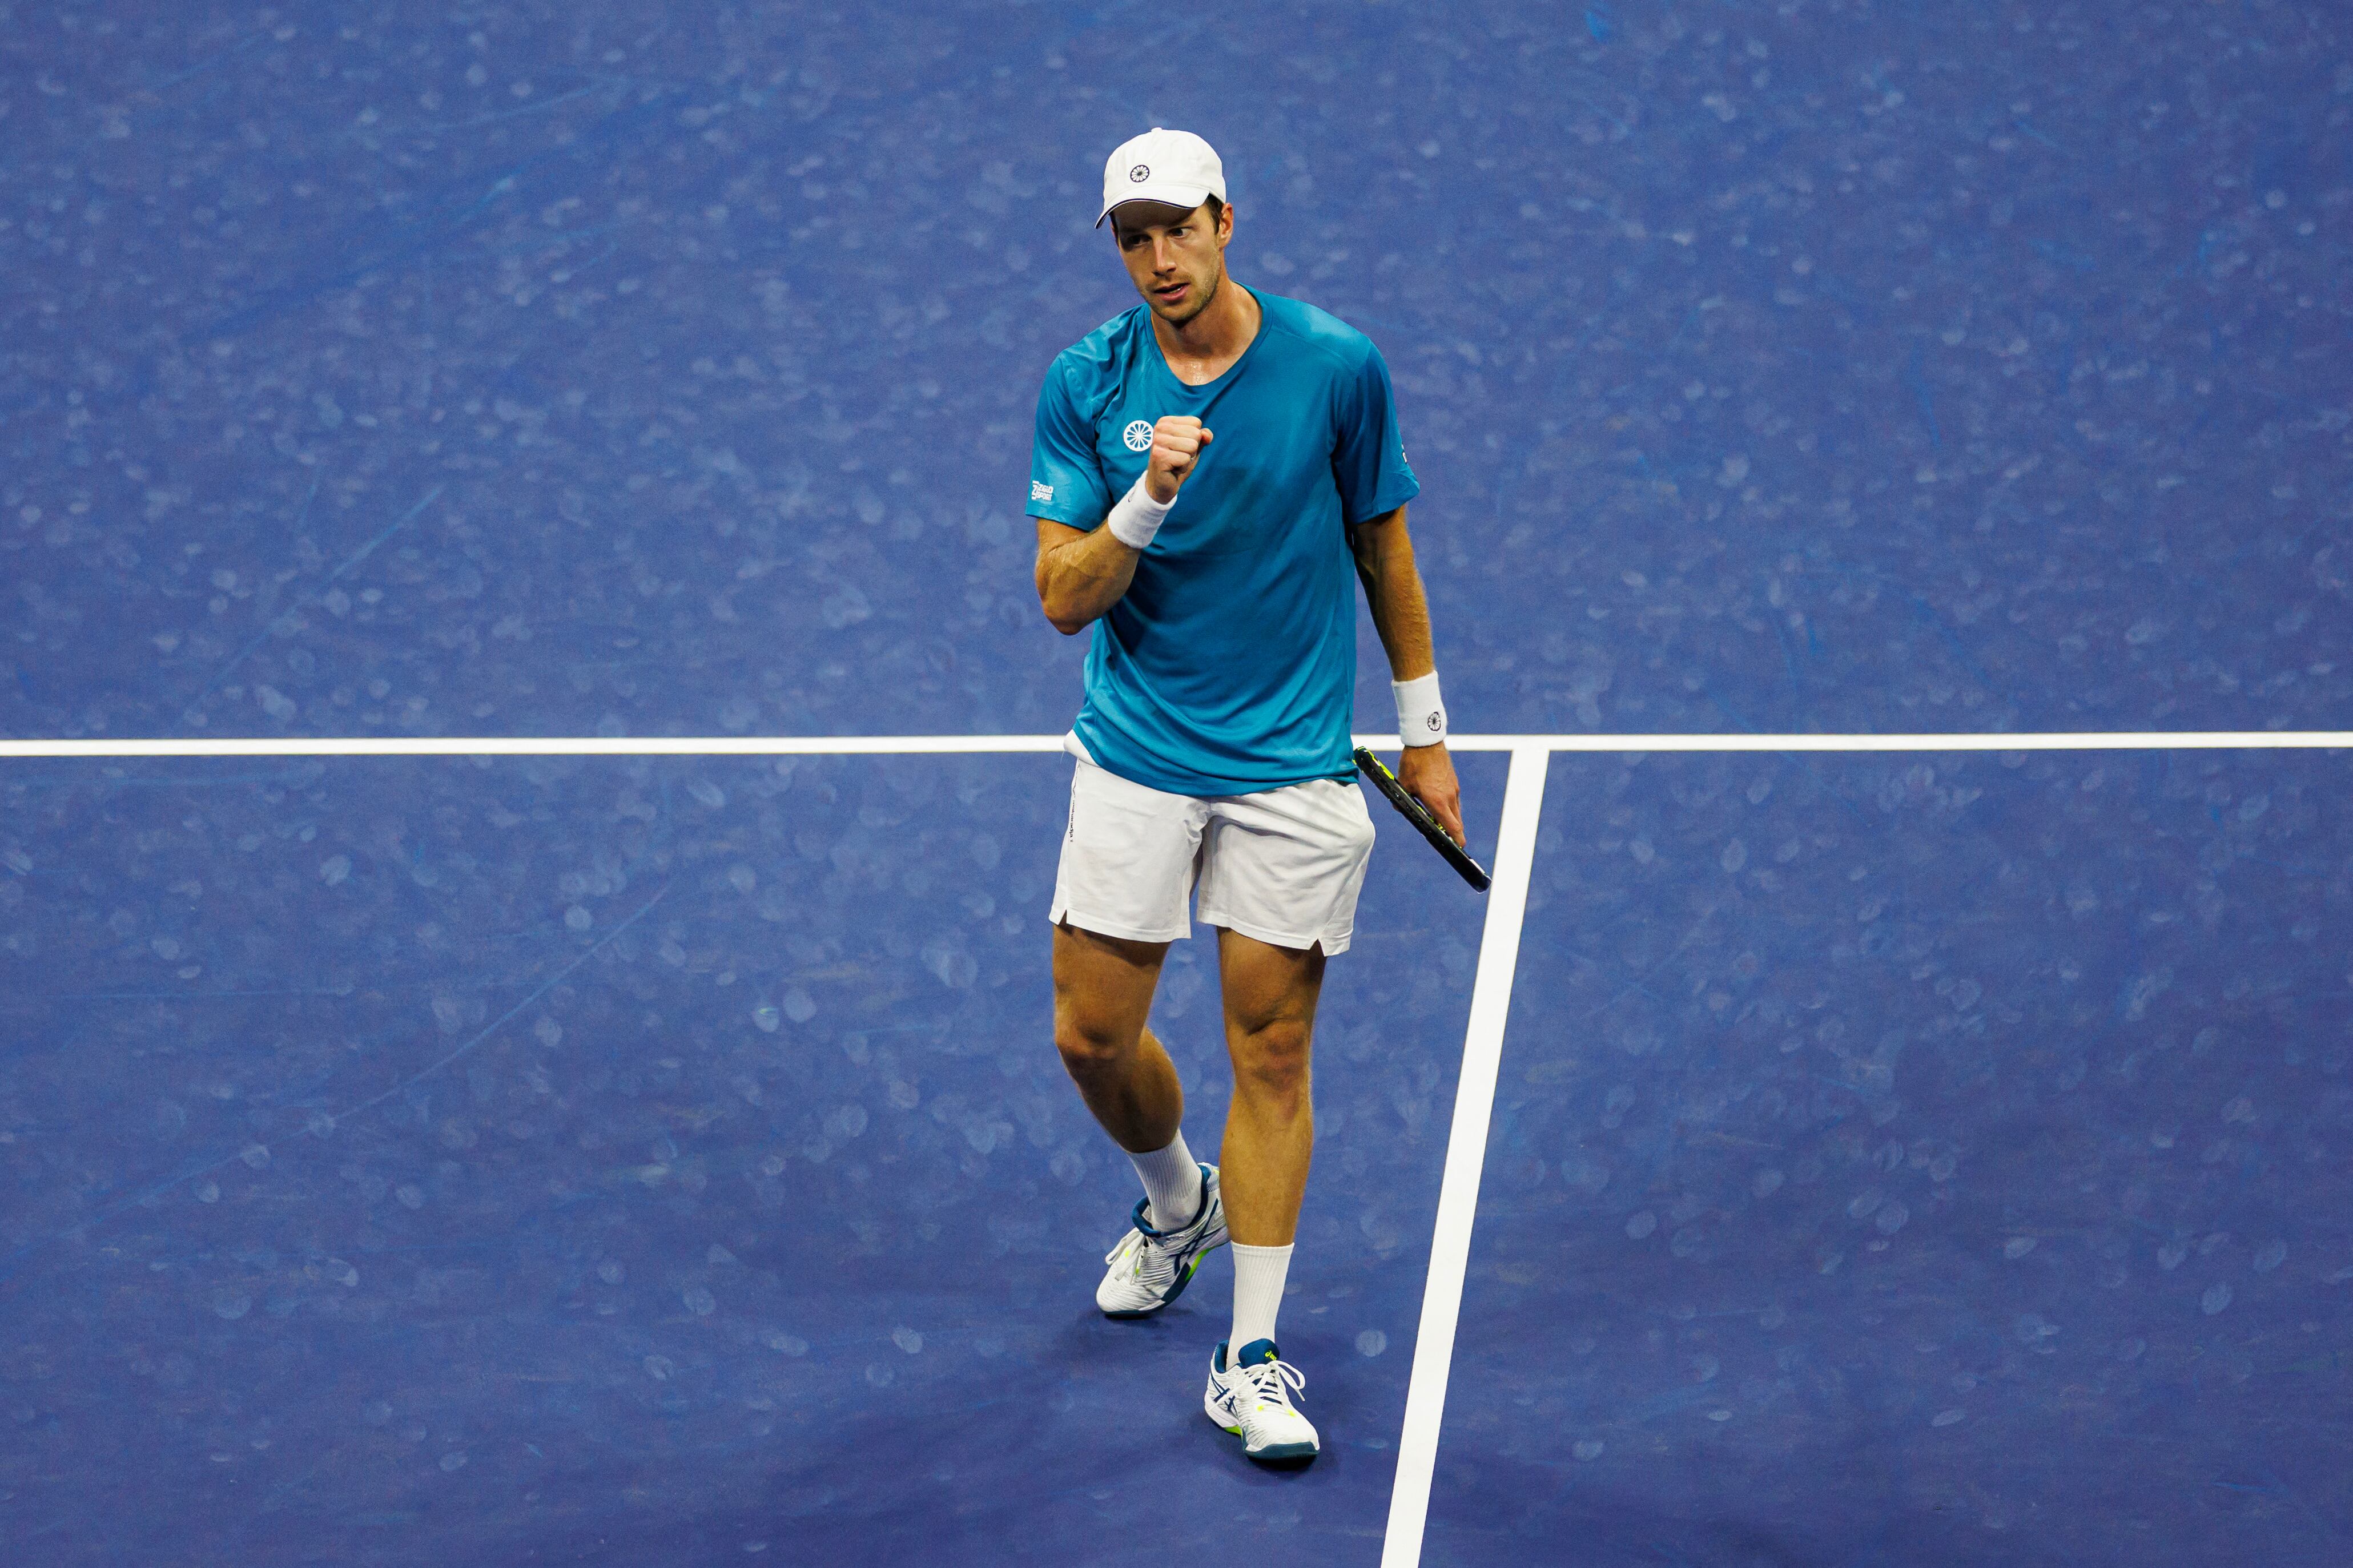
[{"x1": 1, "y1": 729, "x2": 2347, "y2": 760}]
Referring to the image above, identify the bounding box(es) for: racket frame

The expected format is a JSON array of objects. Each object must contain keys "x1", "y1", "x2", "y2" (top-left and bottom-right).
[{"x1": 1352, "y1": 746, "x2": 1492, "y2": 892}]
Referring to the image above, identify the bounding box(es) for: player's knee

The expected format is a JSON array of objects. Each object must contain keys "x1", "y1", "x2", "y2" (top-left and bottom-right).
[
  {"x1": 1053, "y1": 1010, "x2": 1133, "y2": 1076},
  {"x1": 1232, "y1": 1021, "x2": 1313, "y2": 1107}
]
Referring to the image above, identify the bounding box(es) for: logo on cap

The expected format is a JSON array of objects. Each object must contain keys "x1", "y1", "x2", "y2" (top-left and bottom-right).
[
  {"x1": 1123, "y1": 420, "x2": 1153, "y2": 452},
  {"x1": 1129, "y1": 164, "x2": 1150, "y2": 183}
]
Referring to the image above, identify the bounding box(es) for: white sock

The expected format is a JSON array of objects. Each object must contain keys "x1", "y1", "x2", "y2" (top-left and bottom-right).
[
  {"x1": 1128, "y1": 1133, "x2": 1204, "y2": 1232},
  {"x1": 1229, "y1": 1241, "x2": 1294, "y2": 1352}
]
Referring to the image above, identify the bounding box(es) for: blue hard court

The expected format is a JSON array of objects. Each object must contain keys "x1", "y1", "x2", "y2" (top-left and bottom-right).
[{"x1": 2, "y1": 1, "x2": 2348, "y2": 1563}]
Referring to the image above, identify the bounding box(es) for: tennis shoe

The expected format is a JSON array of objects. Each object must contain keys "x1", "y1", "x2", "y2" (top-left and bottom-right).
[
  {"x1": 1205, "y1": 1338, "x2": 1318, "y2": 1462},
  {"x1": 1096, "y1": 1162, "x2": 1226, "y2": 1319}
]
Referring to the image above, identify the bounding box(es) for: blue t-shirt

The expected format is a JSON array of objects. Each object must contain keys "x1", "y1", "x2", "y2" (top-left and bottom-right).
[{"x1": 1028, "y1": 290, "x2": 1419, "y2": 797}]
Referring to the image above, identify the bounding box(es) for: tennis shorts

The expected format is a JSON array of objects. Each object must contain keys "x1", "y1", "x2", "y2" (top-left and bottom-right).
[{"x1": 1048, "y1": 733, "x2": 1377, "y2": 955}]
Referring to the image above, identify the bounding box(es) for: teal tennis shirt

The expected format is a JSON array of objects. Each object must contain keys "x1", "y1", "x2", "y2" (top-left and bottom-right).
[{"x1": 1028, "y1": 289, "x2": 1419, "y2": 797}]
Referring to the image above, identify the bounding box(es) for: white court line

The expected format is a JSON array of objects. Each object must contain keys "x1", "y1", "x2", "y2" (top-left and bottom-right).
[
  {"x1": 0, "y1": 734, "x2": 1071, "y2": 759},
  {"x1": 1381, "y1": 744, "x2": 1551, "y2": 1568},
  {"x1": 0, "y1": 729, "x2": 2347, "y2": 759}
]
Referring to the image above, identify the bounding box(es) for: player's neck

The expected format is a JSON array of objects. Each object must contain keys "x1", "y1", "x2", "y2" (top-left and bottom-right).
[{"x1": 1151, "y1": 275, "x2": 1259, "y2": 386}]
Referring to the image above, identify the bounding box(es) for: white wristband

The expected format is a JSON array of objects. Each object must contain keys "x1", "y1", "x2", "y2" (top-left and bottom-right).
[
  {"x1": 1393, "y1": 671, "x2": 1447, "y2": 747},
  {"x1": 1104, "y1": 474, "x2": 1175, "y2": 550}
]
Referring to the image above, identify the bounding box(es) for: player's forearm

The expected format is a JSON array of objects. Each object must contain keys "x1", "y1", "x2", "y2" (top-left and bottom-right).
[
  {"x1": 1354, "y1": 514, "x2": 1437, "y2": 682},
  {"x1": 1033, "y1": 420, "x2": 1209, "y2": 635},
  {"x1": 1036, "y1": 526, "x2": 1143, "y2": 635}
]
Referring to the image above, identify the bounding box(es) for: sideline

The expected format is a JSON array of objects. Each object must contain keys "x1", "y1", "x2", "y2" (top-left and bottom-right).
[{"x1": 1380, "y1": 744, "x2": 1550, "y2": 1568}]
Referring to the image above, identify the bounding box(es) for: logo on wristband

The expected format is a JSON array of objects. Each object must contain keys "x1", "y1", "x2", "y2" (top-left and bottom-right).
[
  {"x1": 1123, "y1": 420, "x2": 1153, "y2": 452},
  {"x1": 1426, "y1": 712, "x2": 1444, "y2": 732}
]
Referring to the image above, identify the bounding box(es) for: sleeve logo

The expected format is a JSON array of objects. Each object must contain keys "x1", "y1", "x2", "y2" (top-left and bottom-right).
[
  {"x1": 1031, "y1": 480, "x2": 1055, "y2": 503},
  {"x1": 1122, "y1": 420, "x2": 1154, "y2": 452}
]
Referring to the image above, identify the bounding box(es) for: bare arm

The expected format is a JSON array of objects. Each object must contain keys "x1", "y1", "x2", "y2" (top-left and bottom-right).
[
  {"x1": 1032, "y1": 415, "x2": 1213, "y2": 636},
  {"x1": 1035, "y1": 518, "x2": 1142, "y2": 636},
  {"x1": 1349, "y1": 503, "x2": 1435, "y2": 682},
  {"x1": 1349, "y1": 503, "x2": 1466, "y2": 845}
]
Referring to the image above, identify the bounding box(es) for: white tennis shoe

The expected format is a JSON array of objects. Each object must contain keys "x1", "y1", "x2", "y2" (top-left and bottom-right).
[
  {"x1": 1096, "y1": 1162, "x2": 1227, "y2": 1319},
  {"x1": 1204, "y1": 1338, "x2": 1320, "y2": 1462}
]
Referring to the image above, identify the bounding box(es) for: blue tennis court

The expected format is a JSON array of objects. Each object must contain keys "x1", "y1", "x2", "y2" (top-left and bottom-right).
[
  {"x1": 4, "y1": 0, "x2": 2348, "y2": 1563},
  {"x1": 1430, "y1": 747, "x2": 2353, "y2": 1565},
  {"x1": 0, "y1": 747, "x2": 1503, "y2": 1562}
]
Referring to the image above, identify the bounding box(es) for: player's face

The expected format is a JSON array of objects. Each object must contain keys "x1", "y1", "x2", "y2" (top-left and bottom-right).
[{"x1": 1112, "y1": 199, "x2": 1231, "y2": 328}]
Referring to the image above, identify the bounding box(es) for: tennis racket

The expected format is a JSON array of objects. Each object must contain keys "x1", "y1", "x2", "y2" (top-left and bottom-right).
[{"x1": 1353, "y1": 747, "x2": 1490, "y2": 892}]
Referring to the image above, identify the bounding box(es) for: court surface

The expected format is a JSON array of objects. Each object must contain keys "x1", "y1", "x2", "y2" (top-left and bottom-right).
[
  {"x1": 5, "y1": 0, "x2": 2350, "y2": 1563},
  {"x1": 2, "y1": 744, "x2": 1502, "y2": 1564},
  {"x1": 1429, "y1": 745, "x2": 2353, "y2": 1567}
]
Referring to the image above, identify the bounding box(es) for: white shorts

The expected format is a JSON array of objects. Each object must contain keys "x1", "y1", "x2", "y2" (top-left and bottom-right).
[{"x1": 1048, "y1": 735, "x2": 1377, "y2": 955}]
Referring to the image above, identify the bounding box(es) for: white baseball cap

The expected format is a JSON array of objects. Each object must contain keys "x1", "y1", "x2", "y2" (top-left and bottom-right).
[{"x1": 1096, "y1": 127, "x2": 1226, "y2": 229}]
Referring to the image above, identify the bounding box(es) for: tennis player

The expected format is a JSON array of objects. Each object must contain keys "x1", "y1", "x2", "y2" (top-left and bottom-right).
[{"x1": 1028, "y1": 127, "x2": 1465, "y2": 1464}]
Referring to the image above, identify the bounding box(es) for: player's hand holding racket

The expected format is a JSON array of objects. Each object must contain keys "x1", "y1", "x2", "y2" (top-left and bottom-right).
[
  {"x1": 1355, "y1": 742, "x2": 1490, "y2": 892},
  {"x1": 1397, "y1": 744, "x2": 1465, "y2": 848}
]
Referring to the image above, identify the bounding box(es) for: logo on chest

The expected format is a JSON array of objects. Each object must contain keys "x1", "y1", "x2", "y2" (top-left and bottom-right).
[{"x1": 1122, "y1": 420, "x2": 1154, "y2": 453}]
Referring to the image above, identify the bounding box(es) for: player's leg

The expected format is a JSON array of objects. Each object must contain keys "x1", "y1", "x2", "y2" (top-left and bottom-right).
[
  {"x1": 1055, "y1": 925, "x2": 1228, "y2": 1314},
  {"x1": 1199, "y1": 927, "x2": 1326, "y2": 1460},
  {"x1": 1193, "y1": 776, "x2": 1375, "y2": 1461},
  {"x1": 1049, "y1": 921, "x2": 1181, "y2": 1157},
  {"x1": 1047, "y1": 745, "x2": 1225, "y2": 1316},
  {"x1": 1215, "y1": 928, "x2": 1323, "y2": 1249}
]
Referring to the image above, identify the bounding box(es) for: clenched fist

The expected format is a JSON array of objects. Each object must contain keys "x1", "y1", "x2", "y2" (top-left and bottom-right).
[{"x1": 1144, "y1": 416, "x2": 1214, "y2": 504}]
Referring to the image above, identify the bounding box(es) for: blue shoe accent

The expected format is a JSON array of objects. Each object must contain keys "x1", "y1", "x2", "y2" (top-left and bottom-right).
[
  {"x1": 1208, "y1": 1341, "x2": 1242, "y2": 1422},
  {"x1": 1236, "y1": 1337, "x2": 1280, "y2": 1369},
  {"x1": 1129, "y1": 1162, "x2": 1216, "y2": 1240}
]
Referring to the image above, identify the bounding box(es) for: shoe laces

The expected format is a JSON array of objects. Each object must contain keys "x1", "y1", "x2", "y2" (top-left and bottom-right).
[
  {"x1": 1240, "y1": 1355, "x2": 1306, "y2": 1412},
  {"x1": 1106, "y1": 1189, "x2": 1209, "y2": 1278},
  {"x1": 1103, "y1": 1228, "x2": 1173, "y2": 1284}
]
